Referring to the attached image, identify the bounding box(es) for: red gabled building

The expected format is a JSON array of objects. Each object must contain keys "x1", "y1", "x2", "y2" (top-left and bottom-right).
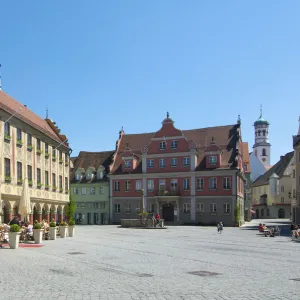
[{"x1": 109, "y1": 114, "x2": 246, "y2": 226}]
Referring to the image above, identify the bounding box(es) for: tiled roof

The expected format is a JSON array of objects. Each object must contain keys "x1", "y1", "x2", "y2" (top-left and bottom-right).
[
  {"x1": 241, "y1": 142, "x2": 251, "y2": 173},
  {"x1": 111, "y1": 123, "x2": 241, "y2": 174},
  {"x1": 0, "y1": 91, "x2": 66, "y2": 145},
  {"x1": 252, "y1": 151, "x2": 294, "y2": 187},
  {"x1": 70, "y1": 151, "x2": 114, "y2": 183}
]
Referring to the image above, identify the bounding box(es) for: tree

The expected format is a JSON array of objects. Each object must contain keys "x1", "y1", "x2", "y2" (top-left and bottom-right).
[{"x1": 65, "y1": 194, "x2": 76, "y2": 221}]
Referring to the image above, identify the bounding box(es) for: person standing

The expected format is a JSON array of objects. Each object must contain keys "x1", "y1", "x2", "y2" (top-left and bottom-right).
[{"x1": 219, "y1": 222, "x2": 224, "y2": 233}]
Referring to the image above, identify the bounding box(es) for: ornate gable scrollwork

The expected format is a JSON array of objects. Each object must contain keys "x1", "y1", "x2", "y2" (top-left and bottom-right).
[
  {"x1": 188, "y1": 140, "x2": 197, "y2": 151},
  {"x1": 141, "y1": 145, "x2": 148, "y2": 155}
]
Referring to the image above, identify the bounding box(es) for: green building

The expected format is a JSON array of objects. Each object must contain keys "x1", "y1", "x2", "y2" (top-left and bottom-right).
[{"x1": 70, "y1": 151, "x2": 114, "y2": 225}]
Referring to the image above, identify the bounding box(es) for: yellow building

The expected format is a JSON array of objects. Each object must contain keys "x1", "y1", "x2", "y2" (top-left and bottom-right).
[
  {"x1": 252, "y1": 151, "x2": 294, "y2": 219},
  {"x1": 0, "y1": 91, "x2": 71, "y2": 224}
]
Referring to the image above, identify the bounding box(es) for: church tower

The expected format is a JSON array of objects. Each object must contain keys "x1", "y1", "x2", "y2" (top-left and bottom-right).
[{"x1": 253, "y1": 106, "x2": 271, "y2": 166}]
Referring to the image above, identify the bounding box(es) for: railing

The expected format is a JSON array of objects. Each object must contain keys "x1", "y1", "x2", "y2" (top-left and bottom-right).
[{"x1": 156, "y1": 190, "x2": 181, "y2": 196}]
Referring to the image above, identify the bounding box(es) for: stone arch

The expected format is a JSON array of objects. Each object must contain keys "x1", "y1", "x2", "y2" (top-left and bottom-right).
[
  {"x1": 260, "y1": 208, "x2": 264, "y2": 217},
  {"x1": 42, "y1": 203, "x2": 50, "y2": 222},
  {"x1": 1, "y1": 200, "x2": 12, "y2": 223},
  {"x1": 278, "y1": 208, "x2": 285, "y2": 218}
]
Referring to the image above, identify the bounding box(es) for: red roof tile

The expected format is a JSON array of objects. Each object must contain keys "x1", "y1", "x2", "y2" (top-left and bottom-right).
[
  {"x1": 0, "y1": 91, "x2": 67, "y2": 145},
  {"x1": 241, "y1": 142, "x2": 251, "y2": 173}
]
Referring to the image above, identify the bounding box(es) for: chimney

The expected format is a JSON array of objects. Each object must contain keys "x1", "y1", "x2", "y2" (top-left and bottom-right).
[{"x1": 280, "y1": 155, "x2": 284, "y2": 160}]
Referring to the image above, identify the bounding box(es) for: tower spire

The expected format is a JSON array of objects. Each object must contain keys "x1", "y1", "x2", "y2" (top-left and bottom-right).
[
  {"x1": 260, "y1": 104, "x2": 262, "y2": 118},
  {"x1": 46, "y1": 106, "x2": 48, "y2": 119}
]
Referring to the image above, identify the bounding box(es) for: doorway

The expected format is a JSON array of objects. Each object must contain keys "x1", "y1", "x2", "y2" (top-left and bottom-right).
[
  {"x1": 162, "y1": 203, "x2": 174, "y2": 222},
  {"x1": 87, "y1": 213, "x2": 92, "y2": 224},
  {"x1": 94, "y1": 213, "x2": 98, "y2": 225},
  {"x1": 256, "y1": 209, "x2": 259, "y2": 219},
  {"x1": 278, "y1": 208, "x2": 285, "y2": 218}
]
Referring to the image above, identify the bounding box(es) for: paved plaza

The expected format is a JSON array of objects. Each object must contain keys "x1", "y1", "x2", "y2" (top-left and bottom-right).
[{"x1": 0, "y1": 220, "x2": 299, "y2": 300}]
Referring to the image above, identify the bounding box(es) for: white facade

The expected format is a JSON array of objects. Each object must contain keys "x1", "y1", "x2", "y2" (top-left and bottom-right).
[{"x1": 252, "y1": 108, "x2": 271, "y2": 167}]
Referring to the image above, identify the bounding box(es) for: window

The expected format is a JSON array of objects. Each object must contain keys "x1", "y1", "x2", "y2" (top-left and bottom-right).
[
  {"x1": 59, "y1": 175, "x2": 62, "y2": 189},
  {"x1": 37, "y1": 138, "x2": 41, "y2": 150},
  {"x1": 97, "y1": 171, "x2": 104, "y2": 179},
  {"x1": 52, "y1": 149, "x2": 56, "y2": 158},
  {"x1": 262, "y1": 130, "x2": 266, "y2": 136},
  {"x1": 171, "y1": 140, "x2": 178, "y2": 149},
  {"x1": 4, "y1": 122, "x2": 10, "y2": 140},
  {"x1": 210, "y1": 203, "x2": 217, "y2": 213},
  {"x1": 148, "y1": 180, "x2": 154, "y2": 191},
  {"x1": 209, "y1": 156, "x2": 217, "y2": 165},
  {"x1": 159, "y1": 158, "x2": 165, "y2": 168},
  {"x1": 209, "y1": 178, "x2": 217, "y2": 189},
  {"x1": 17, "y1": 162, "x2": 22, "y2": 181},
  {"x1": 262, "y1": 148, "x2": 266, "y2": 156},
  {"x1": 125, "y1": 203, "x2": 131, "y2": 213},
  {"x1": 65, "y1": 177, "x2": 68, "y2": 191},
  {"x1": 183, "y1": 157, "x2": 190, "y2": 166},
  {"x1": 293, "y1": 189, "x2": 296, "y2": 198},
  {"x1": 45, "y1": 171, "x2": 49, "y2": 186},
  {"x1": 59, "y1": 151, "x2": 63, "y2": 160},
  {"x1": 197, "y1": 203, "x2": 204, "y2": 213},
  {"x1": 114, "y1": 181, "x2": 120, "y2": 192},
  {"x1": 258, "y1": 130, "x2": 261, "y2": 136},
  {"x1": 136, "y1": 203, "x2": 141, "y2": 213},
  {"x1": 52, "y1": 173, "x2": 56, "y2": 188},
  {"x1": 99, "y1": 186, "x2": 104, "y2": 194},
  {"x1": 135, "y1": 180, "x2": 142, "y2": 191},
  {"x1": 223, "y1": 203, "x2": 231, "y2": 214},
  {"x1": 27, "y1": 133, "x2": 32, "y2": 146},
  {"x1": 148, "y1": 159, "x2": 154, "y2": 168},
  {"x1": 37, "y1": 168, "x2": 41, "y2": 184},
  {"x1": 196, "y1": 178, "x2": 204, "y2": 190},
  {"x1": 125, "y1": 180, "x2": 131, "y2": 191},
  {"x1": 76, "y1": 173, "x2": 81, "y2": 181},
  {"x1": 243, "y1": 164, "x2": 247, "y2": 172},
  {"x1": 293, "y1": 169, "x2": 296, "y2": 178},
  {"x1": 183, "y1": 178, "x2": 190, "y2": 190},
  {"x1": 100, "y1": 202, "x2": 105, "y2": 209},
  {"x1": 171, "y1": 158, "x2": 178, "y2": 167},
  {"x1": 90, "y1": 187, "x2": 96, "y2": 195},
  {"x1": 27, "y1": 165, "x2": 32, "y2": 181},
  {"x1": 124, "y1": 160, "x2": 131, "y2": 168},
  {"x1": 159, "y1": 141, "x2": 166, "y2": 150},
  {"x1": 281, "y1": 197, "x2": 284, "y2": 203},
  {"x1": 183, "y1": 203, "x2": 190, "y2": 213},
  {"x1": 81, "y1": 188, "x2": 86, "y2": 195},
  {"x1": 17, "y1": 128, "x2": 22, "y2": 141},
  {"x1": 114, "y1": 204, "x2": 120, "y2": 213},
  {"x1": 45, "y1": 143, "x2": 49, "y2": 154},
  {"x1": 148, "y1": 203, "x2": 155, "y2": 213},
  {"x1": 223, "y1": 177, "x2": 231, "y2": 189},
  {"x1": 74, "y1": 187, "x2": 79, "y2": 195},
  {"x1": 281, "y1": 185, "x2": 284, "y2": 192}
]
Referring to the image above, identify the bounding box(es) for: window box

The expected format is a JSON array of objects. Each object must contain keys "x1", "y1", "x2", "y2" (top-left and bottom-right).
[
  {"x1": 45, "y1": 185, "x2": 50, "y2": 190},
  {"x1": 28, "y1": 180, "x2": 33, "y2": 187},
  {"x1": 59, "y1": 188, "x2": 63, "y2": 193},
  {"x1": 65, "y1": 189, "x2": 69, "y2": 194},
  {"x1": 17, "y1": 139, "x2": 23, "y2": 147},
  {"x1": 52, "y1": 186, "x2": 57, "y2": 191},
  {"x1": 37, "y1": 182, "x2": 42, "y2": 189},
  {"x1": 17, "y1": 179, "x2": 23, "y2": 185},
  {"x1": 52, "y1": 156, "x2": 57, "y2": 162},
  {"x1": 36, "y1": 149, "x2": 43, "y2": 155},
  {"x1": 65, "y1": 162, "x2": 69, "y2": 167},
  {"x1": 27, "y1": 145, "x2": 33, "y2": 151},
  {"x1": 4, "y1": 135, "x2": 11, "y2": 143},
  {"x1": 59, "y1": 159, "x2": 64, "y2": 164},
  {"x1": 45, "y1": 153, "x2": 50, "y2": 159},
  {"x1": 5, "y1": 176, "x2": 11, "y2": 183},
  {"x1": 209, "y1": 188, "x2": 217, "y2": 191}
]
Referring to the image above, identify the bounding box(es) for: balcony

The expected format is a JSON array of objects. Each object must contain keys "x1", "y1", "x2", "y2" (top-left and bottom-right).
[{"x1": 155, "y1": 190, "x2": 181, "y2": 197}]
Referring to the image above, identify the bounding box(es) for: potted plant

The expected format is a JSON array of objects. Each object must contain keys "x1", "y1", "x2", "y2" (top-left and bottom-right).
[
  {"x1": 37, "y1": 182, "x2": 43, "y2": 189},
  {"x1": 27, "y1": 144, "x2": 33, "y2": 151},
  {"x1": 4, "y1": 134, "x2": 11, "y2": 142},
  {"x1": 49, "y1": 221, "x2": 57, "y2": 240},
  {"x1": 59, "y1": 221, "x2": 68, "y2": 238},
  {"x1": 36, "y1": 149, "x2": 43, "y2": 155},
  {"x1": 45, "y1": 152, "x2": 50, "y2": 159},
  {"x1": 17, "y1": 139, "x2": 23, "y2": 147},
  {"x1": 33, "y1": 222, "x2": 43, "y2": 244},
  {"x1": 68, "y1": 219, "x2": 75, "y2": 237},
  {"x1": 8, "y1": 224, "x2": 21, "y2": 249}
]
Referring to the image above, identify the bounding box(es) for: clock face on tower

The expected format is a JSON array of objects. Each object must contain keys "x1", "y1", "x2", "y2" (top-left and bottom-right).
[{"x1": 262, "y1": 158, "x2": 266, "y2": 162}]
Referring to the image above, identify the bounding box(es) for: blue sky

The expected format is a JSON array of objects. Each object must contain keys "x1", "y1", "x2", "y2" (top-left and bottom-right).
[{"x1": 0, "y1": 1, "x2": 299, "y2": 164}]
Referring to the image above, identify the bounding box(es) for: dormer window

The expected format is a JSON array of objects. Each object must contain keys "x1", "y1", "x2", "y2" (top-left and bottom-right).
[
  {"x1": 97, "y1": 171, "x2": 104, "y2": 179},
  {"x1": 209, "y1": 156, "x2": 217, "y2": 165},
  {"x1": 76, "y1": 173, "x2": 81, "y2": 181},
  {"x1": 171, "y1": 140, "x2": 178, "y2": 149},
  {"x1": 159, "y1": 141, "x2": 166, "y2": 150},
  {"x1": 124, "y1": 160, "x2": 131, "y2": 168}
]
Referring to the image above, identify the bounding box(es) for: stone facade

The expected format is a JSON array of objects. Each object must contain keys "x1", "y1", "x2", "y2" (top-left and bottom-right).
[{"x1": 0, "y1": 91, "x2": 70, "y2": 224}]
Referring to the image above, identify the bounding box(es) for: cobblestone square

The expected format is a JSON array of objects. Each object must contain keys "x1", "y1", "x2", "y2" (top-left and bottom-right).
[{"x1": 0, "y1": 222, "x2": 299, "y2": 300}]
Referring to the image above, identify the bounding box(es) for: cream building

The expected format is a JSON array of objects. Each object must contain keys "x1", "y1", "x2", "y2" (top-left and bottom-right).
[
  {"x1": 252, "y1": 151, "x2": 294, "y2": 219},
  {"x1": 292, "y1": 118, "x2": 300, "y2": 224},
  {"x1": 0, "y1": 91, "x2": 71, "y2": 224}
]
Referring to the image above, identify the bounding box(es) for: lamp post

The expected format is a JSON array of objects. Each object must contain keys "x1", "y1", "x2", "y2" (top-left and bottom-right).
[
  {"x1": 289, "y1": 191, "x2": 295, "y2": 222},
  {"x1": 141, "y1": 189, "x2": 145, "y2": 213}
]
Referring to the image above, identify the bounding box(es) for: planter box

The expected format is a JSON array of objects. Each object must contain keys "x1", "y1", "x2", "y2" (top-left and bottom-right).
[
  {"x1": 68, "y1": 226, "x2": 75, "y2": 237},
  {"x1": 33, "y1": 229, "x2": 43, "y2": 244},
  {"x1": 8, "y1": 232, "x2": 20, "y2": 249},
  {"x1": 60, "y1": 226, "x2": 68, "y2": 238},
  {"x1": 49, "y1": 227, "x2": 57, "y2": 240}
]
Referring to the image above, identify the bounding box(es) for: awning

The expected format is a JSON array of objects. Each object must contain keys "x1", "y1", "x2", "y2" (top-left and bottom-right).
[{"x1": 251, "y1": 209, "x2": 256, "y2": 214}]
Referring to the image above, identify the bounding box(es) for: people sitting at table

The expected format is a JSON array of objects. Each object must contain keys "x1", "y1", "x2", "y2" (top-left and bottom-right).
[{"x1": 258, "y1": 223, "x2": 264, "y2": 232}]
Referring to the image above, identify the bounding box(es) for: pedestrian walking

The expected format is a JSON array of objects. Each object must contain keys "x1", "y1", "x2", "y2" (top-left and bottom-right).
[
  {"x1": 217, "y1": 223, "x2": 220, "y2": 233},
  {"x1": 219, "y1": 222, "x2": 223, "y2": 233}
]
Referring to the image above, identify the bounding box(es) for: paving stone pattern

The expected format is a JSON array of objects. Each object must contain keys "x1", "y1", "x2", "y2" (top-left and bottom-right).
[{"x1": 0, "y1": 222, "x2": 299, "y2": 300}]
